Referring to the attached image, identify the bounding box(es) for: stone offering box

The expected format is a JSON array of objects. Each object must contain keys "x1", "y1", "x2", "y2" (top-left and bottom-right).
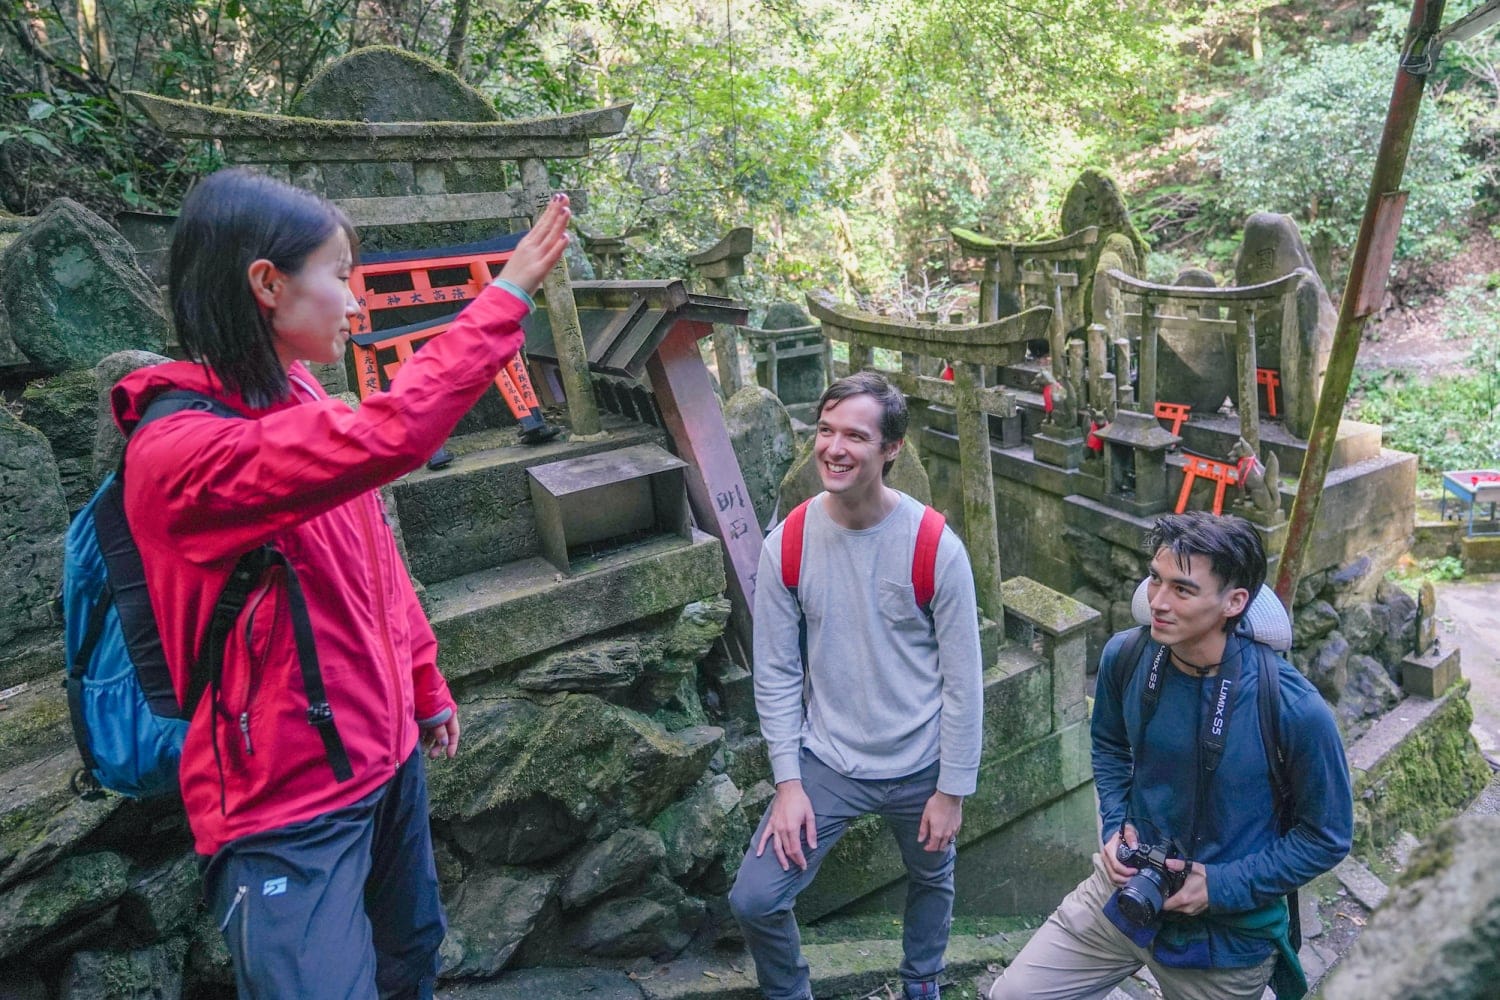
[{"x1": 527, "y1": 443, "x2": 691, "y2": 573}]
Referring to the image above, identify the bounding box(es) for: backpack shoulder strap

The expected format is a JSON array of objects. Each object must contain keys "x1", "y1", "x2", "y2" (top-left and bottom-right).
[
  {"x1": 133, "y1": 390, "x2": 244, "y2": 437},
  {"x1": 1111, "y1": 625, "x2": 1156, "y2": 752},
  {"x1": 912, "y1": 505, "x2": 946, "y2": 614},
  {"x1": 781, "y1": 498, "x2": 814, "y2": 598},
  {"x1": 1254, "y1": 640, "x2": 1302, "y2": 951},
  {"x1": 1111, "y1": 624, "x2": 1153, "y2": 695},
  {"x1": 1256, "y1": 642, "x2": 1293, "y2": 831}
]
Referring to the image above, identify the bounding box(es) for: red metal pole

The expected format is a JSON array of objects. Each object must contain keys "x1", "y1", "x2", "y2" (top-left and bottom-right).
[{"x1": 1273, "y1": 0, "x2": 1447, "y2": 608}]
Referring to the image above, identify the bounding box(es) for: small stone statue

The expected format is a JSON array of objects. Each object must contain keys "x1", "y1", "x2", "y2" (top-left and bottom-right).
[
  {"x1": 1034, "y1": 368, "x2": 1078, "y2": 430},
  {"x1": 1229, "y1": 436, "x2": 1280, "y2": 512}
]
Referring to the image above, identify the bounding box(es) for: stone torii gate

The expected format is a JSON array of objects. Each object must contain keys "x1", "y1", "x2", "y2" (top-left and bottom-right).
[
  {"x1": 805, "y1": 291, "x2": 1052, "y2": 625},
  {"x1": 128, "y1": 88, "x2": 621, "y2": 439}
]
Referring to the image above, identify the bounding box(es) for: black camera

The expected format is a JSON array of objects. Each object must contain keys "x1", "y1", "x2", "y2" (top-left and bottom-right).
[{"x1": 1114, "y1": 841, "x2": 1188, "y2": 927}]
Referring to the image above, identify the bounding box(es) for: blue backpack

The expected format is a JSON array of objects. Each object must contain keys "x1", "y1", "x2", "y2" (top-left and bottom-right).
[{"x1": 61, "y1": 390, "x2": 350, "y2": 798}]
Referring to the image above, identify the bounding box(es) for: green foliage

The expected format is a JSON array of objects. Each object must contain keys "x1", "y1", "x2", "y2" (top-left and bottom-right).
[
  {"x1": 0, "y1": 0, "x2": 1491, "y2": 315},
  {"x1": 1347, "y1": 368, "x2": 1500, "y2": 476},
  {"x1": 1429, "y1": 556, "x2": 1466, "y2": 582},
  {"x1": 1210, "y1": 34, "x2": 1480, "y2": 262}
]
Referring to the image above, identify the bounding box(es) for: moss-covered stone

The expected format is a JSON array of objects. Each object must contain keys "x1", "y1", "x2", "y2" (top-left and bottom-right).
[
  {"x1": 0, "y1": 407, "x2": 67, "y2": 651},
  {"x1": 1349, "y1": 684, "x2": 1491, "y2": 854},
  {"x1": 291, "y1": 45, "x2": 498, "y2": 125},
  {"x1": 90, "y1": 350, "x2": 171, "y2": 480},
  {"x1": 1, "y1": 749, "x2": 121, "y2": 899},
  {"x1": 567, "y1": 888, "x2": 704, "y2": 959},
  {"x1": 61, "y1": 938, "x2": 187, "y2": 1000},
  {"x1": 439, "y1": 865, "x2": 558, "y2": 978},
  {"x1": 427, "y1": 533, "x2": 727, "y2": 683},
  {"x1": 1324, "y1": 816, "x2": 1500, "y2": 1000},
  {"x1": 289, "y1": 45, "x2": 510, "y2": 252},
  {"x1": 650, "y1": 773, "x2": 746, "y2": 886},
  {"x1": 0, "y1": 682, "x2": 71, "y2": 772},
  {"x1": 428, "y1": 691, "x2": 722, "y2": 862},
  {"x1": 19, "y1": 368, "x2": 99, "y2": 512},
  {"x1": 559, "y1": 827, "x2": 667, "y2": 911},
  {"x1": 118, "y1": 854, "x2": 200, "y2": 943},
  {"x1": 0, "y1": 199, "x2": 167, "y2": 376},
  {"x1": 0, "y1": 851, "x2": 128, "y2": 960},
  {"x1": 1060, "y1": 169, "x2": 1149, "y2": 309},
  {"x1": 725, "y1": 385, "x2": 797, "y2": 528}
]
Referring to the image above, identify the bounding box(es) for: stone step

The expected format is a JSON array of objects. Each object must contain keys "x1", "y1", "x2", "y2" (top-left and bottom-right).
[
  {"x1": 424, "y1": 529, "x2": 728, "y2": 686},
  {"x1": 436, "y1": 929, "x2": 1034, "y2": 1000},
  {"x1": 387, "y1": 416, "x2": 669, "y2": 587}
]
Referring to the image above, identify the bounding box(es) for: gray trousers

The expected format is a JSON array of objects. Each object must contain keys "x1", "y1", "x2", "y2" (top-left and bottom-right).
[
  {"x1": 988, "y1": 854, "x2": 1275, "y2": 1000},
  {"x1": 728, "y1": 750, "x2": 955, "y2": 1000}
]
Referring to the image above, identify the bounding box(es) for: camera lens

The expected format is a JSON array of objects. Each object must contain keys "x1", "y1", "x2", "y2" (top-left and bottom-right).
[{"x1": 1117, "y1": 868, "x2": 1167, "y2": 926}]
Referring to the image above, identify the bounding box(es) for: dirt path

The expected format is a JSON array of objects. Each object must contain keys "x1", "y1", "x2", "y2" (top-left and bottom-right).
[{"x1": 1436, "y1": 577, "x2": 1500, "y2": 761}]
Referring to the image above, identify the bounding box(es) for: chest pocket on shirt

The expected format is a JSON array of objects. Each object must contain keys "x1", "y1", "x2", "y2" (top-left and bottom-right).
[{"x1": 877, "y1": 578, "x2": 932, "y2": 636}]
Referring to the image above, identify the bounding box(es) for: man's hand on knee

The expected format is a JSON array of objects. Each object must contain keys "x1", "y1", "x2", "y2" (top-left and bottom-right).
[{"x1": 758, "y1": 779, "x2": 817, "y2": 872}]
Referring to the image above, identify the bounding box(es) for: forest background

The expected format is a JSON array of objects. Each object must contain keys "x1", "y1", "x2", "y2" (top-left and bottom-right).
[{"x1": 3, "y1": 0, "x2": 1499, "y2": 483}]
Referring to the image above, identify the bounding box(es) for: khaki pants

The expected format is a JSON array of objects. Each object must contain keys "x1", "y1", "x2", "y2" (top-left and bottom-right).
[{"x1": 988, "y1": 855, "x2": 1275, "y2": 1000}]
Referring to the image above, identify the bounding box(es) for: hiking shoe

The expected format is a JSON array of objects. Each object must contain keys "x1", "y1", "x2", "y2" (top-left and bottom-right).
[
  {"x1": 518, "y1": 422, "x2": 563, "y2": 445},
  {"x1": 903, "y1": 982, "x2": 939, "y2": 999}
]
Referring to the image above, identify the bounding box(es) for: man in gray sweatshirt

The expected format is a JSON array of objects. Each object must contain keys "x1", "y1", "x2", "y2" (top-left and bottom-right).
[{"x1": 728, "y1": 371, "x2": 984, "y2": 1000}]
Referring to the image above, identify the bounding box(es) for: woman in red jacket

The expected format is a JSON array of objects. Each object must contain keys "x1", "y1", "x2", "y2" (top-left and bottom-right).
[{"x1": 112, "y1": 168, "x2": 570, "y2": 998}]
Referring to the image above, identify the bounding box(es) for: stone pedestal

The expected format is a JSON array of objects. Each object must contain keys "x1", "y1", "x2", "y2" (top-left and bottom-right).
[
  {"x1": 1032, "y1": 425, "x2": 1086, "y2": 470},
  {"x1": 1401, "y1": 645, "x2": 1461, "y2": 699},
  {"x1": 987, "y1": 412, "x2": 1024, "y2": 448}
]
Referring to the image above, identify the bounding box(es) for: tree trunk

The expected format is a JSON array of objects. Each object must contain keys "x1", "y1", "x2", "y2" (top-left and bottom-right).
[{"x1": 446, "y1": 0, "x2": 473, "y2": 74}]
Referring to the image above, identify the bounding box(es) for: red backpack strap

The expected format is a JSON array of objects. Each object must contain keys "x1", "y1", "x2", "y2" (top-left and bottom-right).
[
  {"x1": 781, "y1": 499, "x2": 814, "y2": 595},
  {"x1": 912, "y1": 505, "x2": 946, "y2": 613}
]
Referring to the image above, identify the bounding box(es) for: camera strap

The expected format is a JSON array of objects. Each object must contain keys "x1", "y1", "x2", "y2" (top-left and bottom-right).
[{"x1": 1138, "y1": 636, "x2": 1244, "y2": 850}]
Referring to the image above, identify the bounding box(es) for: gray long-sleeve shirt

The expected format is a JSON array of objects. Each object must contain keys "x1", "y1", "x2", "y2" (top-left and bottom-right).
[{"x1": 755, "y1": 492, "x2": 984, "y2": 796}]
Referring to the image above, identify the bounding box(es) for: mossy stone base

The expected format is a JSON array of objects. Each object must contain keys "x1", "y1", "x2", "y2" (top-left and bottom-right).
[
  {"x1": 425, "y1": 530, "x2": 726, "y2": 684},
  {"x1": 1347, "y1": 682, "x2": 1491, "y2": 854},
  {"x1": 0, "y1": 852, "x2": 128, "y2": 960},
  {"x1": 427, "y1": 690, "x2": 722, "y2": 857}
]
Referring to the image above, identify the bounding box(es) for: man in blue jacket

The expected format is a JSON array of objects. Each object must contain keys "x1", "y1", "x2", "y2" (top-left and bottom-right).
[{"x1": 990, "y1": 511, "x2": 1352, "y2": 1000}]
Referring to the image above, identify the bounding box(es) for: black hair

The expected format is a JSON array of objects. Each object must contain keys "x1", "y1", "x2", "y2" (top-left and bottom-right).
[
  {"x1": 1144, "y1": 511, "x2": 1267, "y2": 630},
  {"x1": 169, "y1": 167, "x2": 357, "y2": 407},
  {"x1": 816, "y1": 370, "x2": 908, "y2": 475}
]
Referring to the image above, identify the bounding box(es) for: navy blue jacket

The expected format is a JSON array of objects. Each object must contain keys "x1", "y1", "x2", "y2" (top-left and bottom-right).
[{"x1": 1092, "y1": 629, "x2": 1353, "y2": 968}]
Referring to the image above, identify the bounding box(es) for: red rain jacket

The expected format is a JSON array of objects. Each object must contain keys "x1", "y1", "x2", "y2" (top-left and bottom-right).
[{"x1": 111, "y1": 284, "x2": 529, "y2": 855}]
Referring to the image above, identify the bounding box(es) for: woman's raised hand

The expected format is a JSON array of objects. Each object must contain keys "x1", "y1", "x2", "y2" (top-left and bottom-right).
[{"x1": 497, "y1": 193, "x2": 572, "y2": 295}]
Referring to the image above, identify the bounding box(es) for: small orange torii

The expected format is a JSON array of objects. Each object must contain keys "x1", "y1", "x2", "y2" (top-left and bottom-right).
[
  {"x1": 1257, "y1": 367, "x2": 1281, "y2": 418},
  {"x1": 1153, "y1": 401, "x2": 1191, "y2": 436},
  {"x1": 1174, "y1": 453, "x2": 1241, "y2": 516}
]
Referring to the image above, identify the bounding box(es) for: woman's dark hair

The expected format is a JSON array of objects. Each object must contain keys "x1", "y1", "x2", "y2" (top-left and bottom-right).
[{"x1": 169, "y1": 168, "x2": 357, "y2": 407}]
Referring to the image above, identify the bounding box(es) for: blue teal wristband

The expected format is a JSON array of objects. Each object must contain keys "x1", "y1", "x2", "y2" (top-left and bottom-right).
[{"x1": 491, "y1": 278, "x2": 536, "y2": 312}]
